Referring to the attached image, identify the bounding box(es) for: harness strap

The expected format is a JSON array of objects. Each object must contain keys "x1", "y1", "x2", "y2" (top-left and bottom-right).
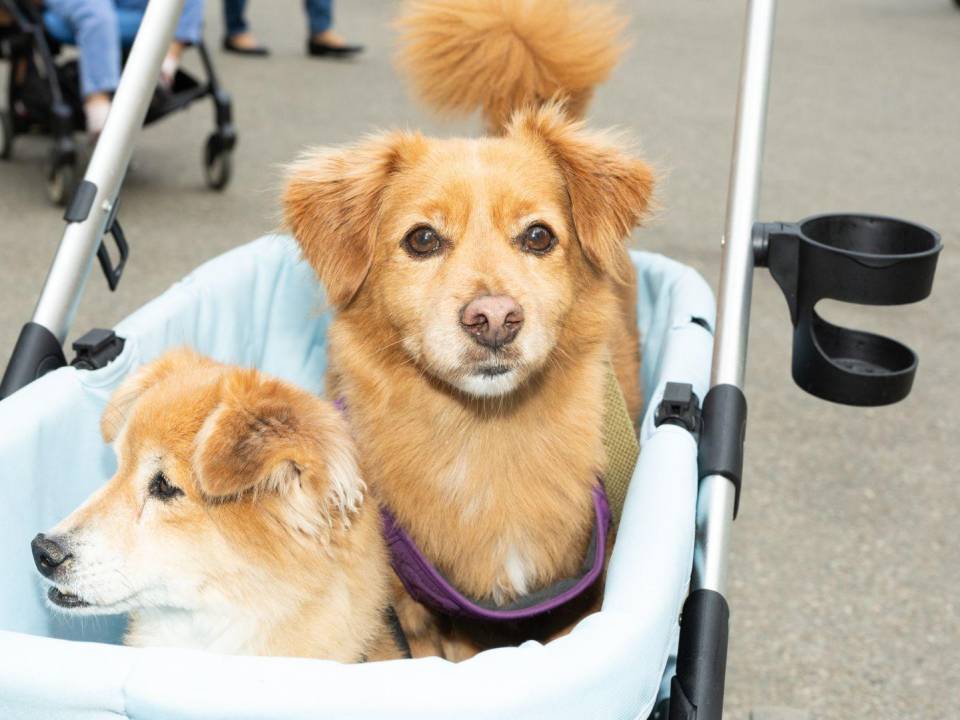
[
  {"x1": 601, "y1": 362, "x2": 641, "y2": 527},
  {"x1": 381, "y1": 484, "x2": 611, "y2": 621}
]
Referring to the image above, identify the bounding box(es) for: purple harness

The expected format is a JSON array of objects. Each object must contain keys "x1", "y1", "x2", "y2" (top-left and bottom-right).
[
  {"x1": 334, "y1": 398, "x2": 611, "y2": 621},
  {"x1": 381, "y1": 485, "x2": 611, "y2": 621}
]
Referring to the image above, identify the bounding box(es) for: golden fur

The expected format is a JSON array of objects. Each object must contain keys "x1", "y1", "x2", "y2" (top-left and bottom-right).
[
  {"x1": 283, "y1": 102, "x2": 653, "y2": 657},
  {"x1": 40, "y1": 349, "x2": 402, "y2": 661},
  {"x1": 282, "y1": 0, "x2": 648, "y2": 659},
  {"x1": 396, "y1": 0, "x2": 627, "y2": 132}
]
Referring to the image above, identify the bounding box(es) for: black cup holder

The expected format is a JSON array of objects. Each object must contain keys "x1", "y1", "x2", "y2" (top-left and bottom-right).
[{"x1": 755, "y1": 214, "x2": 941, "y2": 406}]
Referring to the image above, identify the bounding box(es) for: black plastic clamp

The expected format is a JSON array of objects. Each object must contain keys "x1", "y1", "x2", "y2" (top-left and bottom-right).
[
  {"x1": 654, "y1": 382, "x2": 701, "y2": 434},
  {"x1": 63, "y1": 182, "x2": 129, "y2": 293},
  {"x1": 97, "y1": 216, "x2": 128, "y2": 292},
  {"x1": 697, "y1": 384, "x2": 747, "y2": 518},
  {"x1": 63, "y1": 180, "x2": 97, "y2": 223},
  {"x1": 669, "y1": 589, "x2": 731, "y2": 720},
  {"x1": 71, "y1": 329, "x2": 124, "y2": 371},
  {"x1": 0, "y1": 322, "x2": 67, "y2": 399}
]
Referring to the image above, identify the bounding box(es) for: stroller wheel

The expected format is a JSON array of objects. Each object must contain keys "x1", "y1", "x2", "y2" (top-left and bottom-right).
[
  {"x1": 0, "y1": 110, "x2": 13, "y2": 160},
  {"x1": 47, "y1": 160, "x2": 77, "y2": 207},
  {"x1": 203, "y1": 133, "x2": 233, "y2": 191}
]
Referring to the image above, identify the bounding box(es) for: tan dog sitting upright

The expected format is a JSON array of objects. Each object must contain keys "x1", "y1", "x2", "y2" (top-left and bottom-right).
[
  {"x1": 283, "y1": 0, "x2": 650, "y2": 660},
  {"x1": 31, "y1": 349, "x2": 404, "y2": 661}
]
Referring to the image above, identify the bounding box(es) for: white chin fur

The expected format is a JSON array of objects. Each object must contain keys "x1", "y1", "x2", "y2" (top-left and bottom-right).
[{"x1": 454, "y1": 370, "x2": 521, "y2": 397}]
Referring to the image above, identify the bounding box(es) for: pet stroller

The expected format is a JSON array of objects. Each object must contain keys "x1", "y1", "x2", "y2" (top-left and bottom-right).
[
  {"x1": 0, "y1": 0, "x2": 235, "y2": 205},
  {"x1": 0, "y1": 1, "x2": 942, "y2": 718}
]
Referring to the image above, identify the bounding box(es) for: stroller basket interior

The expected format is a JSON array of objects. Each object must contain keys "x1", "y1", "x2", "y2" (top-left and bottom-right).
[{"x1": 0, "y1": 236, "x2": 715, "y2": 720}]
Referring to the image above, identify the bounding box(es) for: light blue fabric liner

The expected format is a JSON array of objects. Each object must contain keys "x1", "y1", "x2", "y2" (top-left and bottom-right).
[{"x1": 0, "y1": 235, "x2": 715, "y2": 720}]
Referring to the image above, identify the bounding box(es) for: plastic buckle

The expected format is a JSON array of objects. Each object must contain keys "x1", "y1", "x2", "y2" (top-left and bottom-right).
[
  {"x1": 71, "y1": 329, "x2": 124, "y2": 371},
  {"x1": 654, "y1": 382, "x2": 701, "y2": 434},
  {"x1": 97, "y1": 214, "x2": 129, "y2": 292}
]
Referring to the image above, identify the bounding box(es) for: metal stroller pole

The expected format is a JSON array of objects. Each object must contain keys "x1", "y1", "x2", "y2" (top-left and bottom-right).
[
  {"x1": 0, "y1": 0, "x2": 185, "y2": 399},
  {"x1": 670, "y1": 1, "x2": 776, "y2": 718},
  {"x1": 698, "y1": 0, "x2": 775, "y2": 599}
]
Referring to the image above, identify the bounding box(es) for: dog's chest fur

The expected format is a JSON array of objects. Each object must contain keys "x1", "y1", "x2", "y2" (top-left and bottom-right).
[{"x1": 333, "y1": 333, "x2": 606, "y2": 604}]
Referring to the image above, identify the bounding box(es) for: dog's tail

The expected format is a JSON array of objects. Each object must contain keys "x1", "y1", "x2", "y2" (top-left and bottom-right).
[{"x1": 396, "y1": 0, "x2": 627, "y2": 132}]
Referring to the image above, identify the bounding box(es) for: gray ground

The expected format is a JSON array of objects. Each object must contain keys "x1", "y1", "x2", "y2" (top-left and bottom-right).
[{"x1": 1, "y1": 1, "x2": 958, "y2": 718}]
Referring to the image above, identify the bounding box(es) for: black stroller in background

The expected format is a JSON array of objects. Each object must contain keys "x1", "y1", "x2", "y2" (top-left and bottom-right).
[{"x1": 0, "y1": 0, "x2": 235, "y2": 204}]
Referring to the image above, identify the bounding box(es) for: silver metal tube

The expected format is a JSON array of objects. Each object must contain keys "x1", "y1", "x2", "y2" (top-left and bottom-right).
[
  {"x1": 694, "y1": 0, "x2": 777, "y2": 596},
  {"x1": 31, "y1": 0, "x2": 185, "y2": 343},
  {"x1": 692, "y1": 474, "x2": 738, "y2": 593},
  {"x1": 713, "y1": 0, "x2": 776, "y2": 390}
]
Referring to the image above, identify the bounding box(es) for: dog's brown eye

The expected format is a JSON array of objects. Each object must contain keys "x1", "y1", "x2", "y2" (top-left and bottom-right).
[
  {"x1": 148, "y1": 472, "x2": 183, "y2": 501},
  {"x1": 519, "y1": 224, "x2": 557, "y2": 255},
  {"x1": 403, "y1": 226, "x2": 443, "y2": 258}
]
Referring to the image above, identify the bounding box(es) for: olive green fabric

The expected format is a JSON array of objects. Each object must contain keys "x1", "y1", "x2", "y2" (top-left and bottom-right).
[{"x1": 602, "y1": 363, "x2": 640, "y2": 527}]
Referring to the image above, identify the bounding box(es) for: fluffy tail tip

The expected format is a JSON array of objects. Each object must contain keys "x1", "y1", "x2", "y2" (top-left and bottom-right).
[{"x1": 396, "y1": 0, "x2": 628, "y2": 131}]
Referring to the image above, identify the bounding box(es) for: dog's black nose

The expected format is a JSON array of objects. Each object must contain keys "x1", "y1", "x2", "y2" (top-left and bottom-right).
[{"x1": 31, "y1": 533, "x2": 71, "y2": 577}]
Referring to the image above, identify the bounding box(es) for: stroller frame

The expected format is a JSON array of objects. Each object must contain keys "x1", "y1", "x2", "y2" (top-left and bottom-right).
[
  {"x1": 0, "y1": 1, "x2": 943, "y2": 718},
  {"x1": 663, "y1": 3, "x2": 776, "y2": 716},
  {"x1": 0, "y1": 0, "x2": 236, "y2": 205}
]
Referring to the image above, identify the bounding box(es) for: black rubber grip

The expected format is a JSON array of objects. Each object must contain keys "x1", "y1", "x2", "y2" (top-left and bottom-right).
[
  {"x1": 697, "y1": 384, "x2": 747, "y2": 517},
  {"x1": 669, "y1": 589, "x2": 730, "y2": 720}
]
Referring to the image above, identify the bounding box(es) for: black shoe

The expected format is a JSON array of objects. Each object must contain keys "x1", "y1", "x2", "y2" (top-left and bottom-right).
[
  {"x1": 307, "y1": 39, "x2": 364, "y2": 58},
  {"x1": 223, "y1": 37, "x2": 270, "y2": 56}
]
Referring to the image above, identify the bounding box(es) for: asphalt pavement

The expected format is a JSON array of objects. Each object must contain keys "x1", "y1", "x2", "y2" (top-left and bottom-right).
[{"x1": 1, "y1": 2, "x2": 958, "y2": 718}]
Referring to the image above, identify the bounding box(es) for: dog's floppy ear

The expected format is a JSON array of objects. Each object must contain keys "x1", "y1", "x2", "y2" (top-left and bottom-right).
[
  {"x1": 100, "y1": 347, "x2": 211, "y2": 443},
  {"x1": 282, "y1": 131, "x2": 427, "y2": 308},
  {"x1": 194, "y1": 369, "x2": 363, "y2": 531},
  {"x1": 508, "y1": 102, "x2": 655, "y2": 283}
]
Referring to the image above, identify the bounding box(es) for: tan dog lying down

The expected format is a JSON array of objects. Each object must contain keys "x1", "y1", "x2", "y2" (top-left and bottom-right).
[
  {"x1": 31, "y1": 348, "x2": 404, "y2": 662},
  {"x1": 283, "y1": 0, "x2": 652, "y2": 660}
]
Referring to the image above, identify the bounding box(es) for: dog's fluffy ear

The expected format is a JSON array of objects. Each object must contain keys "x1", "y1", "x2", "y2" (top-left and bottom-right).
[
  {"x1": 508, "y1": 102, "x2": 655, "y2": 283},
  {"x1": 194, "y1": 369, "x2": 364, "y2": 533},
  {"x1": 282, "y1": 131, "x2": 427, "y2": 308},
  {"x1": 100, "y1": 347, "x2": 211, "y2": 443}
]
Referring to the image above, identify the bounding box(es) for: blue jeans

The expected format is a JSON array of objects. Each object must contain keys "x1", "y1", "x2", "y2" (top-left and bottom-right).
[
  {"x1": 44, "y1": 0, "x2": 204, "y2": 97},
  {"x1": 224, "y1": 0, "x2": 332, "y2": 37}
]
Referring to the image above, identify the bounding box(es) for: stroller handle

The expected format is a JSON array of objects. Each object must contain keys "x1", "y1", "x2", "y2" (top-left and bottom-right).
[
  {"x1": 671, "y1": 1, "x2": 777, "y2": 719},
  {"x1": 0, "y1": 0, "x2": 185, "y2": 399},
  {"x1": 32, "y1": 0, "x2": 186, "y2": 343}
]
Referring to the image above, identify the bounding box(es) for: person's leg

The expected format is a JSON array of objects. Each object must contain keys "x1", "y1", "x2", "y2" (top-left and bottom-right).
[
  {"x1": 152, "y1": 0, "x2": 204, "y2": 87},
  {"x1": 223, "y1": 0, "x2": 247, "y2": 37},
  {"x1": 44, "y1": 0, "x2": 119, "y2": 135},
  {"x1": 222, "y1": 0, "x2": 268, "y2": 54},
  {"x1": 305, "y1": 0, "x2": 363, "y2": 56},
  {"x1": 45, "y1": 0, "x2": 120, "y2": 98},
  {"x1": 173, "y1": 0, "x2": 204, "y2": 45},
  {"x1": 304, "y1": 0, "x2": 332, "y2": 35}
]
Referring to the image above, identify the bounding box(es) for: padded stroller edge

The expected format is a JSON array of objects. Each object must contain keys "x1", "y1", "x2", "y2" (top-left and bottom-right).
[{"x1": 0, "y1": 236, "x2": 715, "y2": 720}]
